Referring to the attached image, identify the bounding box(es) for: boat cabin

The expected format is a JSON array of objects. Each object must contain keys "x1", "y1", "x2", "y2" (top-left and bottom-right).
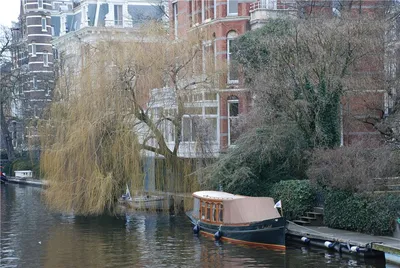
[{"x1": 192, "y1": 191, "x2": 281, "y2": 225}]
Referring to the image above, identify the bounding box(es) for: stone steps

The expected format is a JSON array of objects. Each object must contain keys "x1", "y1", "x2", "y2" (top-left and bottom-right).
[{"x1": 292, "y1": 207, "x2": 324, "y2": 226}]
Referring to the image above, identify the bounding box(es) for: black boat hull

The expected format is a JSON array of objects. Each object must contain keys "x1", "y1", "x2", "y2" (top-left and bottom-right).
[
  {"x1": 187, "y1": 212, "x2": 286, "y2": 250},
  {"x1": 0, "y1": 175, "x2": 8, "y2": 184}
]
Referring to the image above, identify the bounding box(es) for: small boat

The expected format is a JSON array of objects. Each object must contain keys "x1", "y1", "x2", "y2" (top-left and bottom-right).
[
  {"x1": 186, "y1": 191, "x2": 286, "y2": 250},
  {"x1": 119, "y1": 185, "x2": 164, "y2": 210}
]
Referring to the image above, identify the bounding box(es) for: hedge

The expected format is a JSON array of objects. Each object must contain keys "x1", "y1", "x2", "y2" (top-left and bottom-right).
[
  {"x1": 324, "y1": 190, "x2": 400, "y2": 235},
  {"x1": 270, "y1": 180, "x2": 315, "y2": 221}
]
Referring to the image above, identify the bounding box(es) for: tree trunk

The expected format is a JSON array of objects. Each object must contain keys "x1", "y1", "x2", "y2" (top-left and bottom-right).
[{"x1": 0, "y1": 102, "x2": 15, "y2": 162}]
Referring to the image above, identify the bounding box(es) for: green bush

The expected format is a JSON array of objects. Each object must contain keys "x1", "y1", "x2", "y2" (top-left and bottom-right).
[
  {"x1": 205, "y1": 123, "x2": 309, "y2": 197},
  {"x1": 324, "y1": 190, "x2": 400, "y2": 235},
  {"x1": 270, "y1": 180, "x2": 315, "y2": 221}
]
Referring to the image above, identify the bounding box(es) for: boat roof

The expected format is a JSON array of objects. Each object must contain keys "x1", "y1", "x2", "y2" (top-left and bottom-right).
[{"x1": 192, "y1": 191, "x2": 246, "y2": 201}]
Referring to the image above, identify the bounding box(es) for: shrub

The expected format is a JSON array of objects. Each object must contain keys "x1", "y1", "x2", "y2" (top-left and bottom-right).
[
  {"x1": 203, "y1": 123, "x2": 309, "y2": 197},
  {"x1": 307, "y1": 143, "x2": 400, "y2": 193},
  {"x1": 324, "y1": 190, "x2": 400, "y2": 235},
  {"x1": 270, "y1": 180, "x2": 315, "y2": 221}
]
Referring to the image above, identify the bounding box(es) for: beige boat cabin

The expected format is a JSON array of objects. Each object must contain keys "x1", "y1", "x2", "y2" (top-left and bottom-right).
[{"x1": 192, "y1": 191, "x2": 281, "y2": 225}]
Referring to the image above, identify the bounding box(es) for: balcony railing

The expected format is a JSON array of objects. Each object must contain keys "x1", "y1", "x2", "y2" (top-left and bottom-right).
[{"x1": 250, "y1": 0, "x2": 297, "y2": 12}]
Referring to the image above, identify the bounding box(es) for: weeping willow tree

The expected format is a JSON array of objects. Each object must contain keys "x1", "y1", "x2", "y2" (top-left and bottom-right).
[{"x1": 40, "y1": 23, "x2": 222, "y2": 215}]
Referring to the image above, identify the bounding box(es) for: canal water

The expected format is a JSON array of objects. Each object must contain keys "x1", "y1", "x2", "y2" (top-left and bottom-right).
[{"x1": 0, "y1": 183, "x2": 397, "y2": 268}]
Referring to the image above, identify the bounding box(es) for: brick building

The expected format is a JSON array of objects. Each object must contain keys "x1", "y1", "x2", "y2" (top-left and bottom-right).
[
  {"x1": 169, "y1": 0, "x2": 400, "y2": 148},
  {"x1": 11, "y1": 0, "x2": 56, "y2": 120}
]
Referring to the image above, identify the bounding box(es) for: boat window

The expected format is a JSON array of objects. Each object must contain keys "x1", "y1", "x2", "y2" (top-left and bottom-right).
[
  {"x1": 206, "y1": 203, "x2": 211, "y2": 220},
  {"x1": 219, "y1": 204, "x2": 223, "y2": 222},
  {"x1": 201, "y1": 201, "x2": 206, "y2": 219},
  {"x1": 212, "y1": 203, "x2": 216, "y2": 222},
  {"x1": 193, "y1": 198, "x2": 200, "y2": 218}
]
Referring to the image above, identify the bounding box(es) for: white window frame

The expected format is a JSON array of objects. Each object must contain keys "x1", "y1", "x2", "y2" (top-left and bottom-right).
[
  {"x1": 114, "y1": 4, "x2": 123, "y2": 26},
  {"x1": 228, "y1": 98, "x2": 239, "y2": 146},
  {"x1": 227, "y1": 31, "x2": 239, "y2": 84},
  {"x1": 201, "y1": 0, "x2": 205, "y2": 22},
  {"x1": 41, "y1": 16, "x2": 47, "y2": 31},
  {"x1": 214, "y1": 0, "x2": 217, "y2": 19},
  {"x1": 38, "y1": 0, "x2": 43, "y2": 9},
  {"x1": 227, "y1": 0, "x2": 238, "y2": 16},
  {"x1": 43, "y1": 53, "x2": 49, "y2": 67},
  {"x1": 33, "y1": 76, "x2": 37, "y2": 89},
  {"x1": 31, "y1": 43, "x2": 36, "y2": 57},
  {"x1": 173, "y1": 2, "x2": 178, "y2": 39}
]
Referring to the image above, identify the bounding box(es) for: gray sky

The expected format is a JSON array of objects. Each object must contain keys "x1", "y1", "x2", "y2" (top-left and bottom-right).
[{"x1": 0, "y1": 0, "x2": 21, "y2": 27}]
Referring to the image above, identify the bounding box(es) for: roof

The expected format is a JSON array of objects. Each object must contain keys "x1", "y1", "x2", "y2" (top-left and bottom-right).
[{"x1": 192, "y1": 191, "x2": 246, "y2": 201}]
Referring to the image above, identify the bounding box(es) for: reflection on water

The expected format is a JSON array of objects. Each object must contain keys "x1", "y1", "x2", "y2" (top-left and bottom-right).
[{"x1": 0, "y1": 184, "x2": 397, "y2": 268}]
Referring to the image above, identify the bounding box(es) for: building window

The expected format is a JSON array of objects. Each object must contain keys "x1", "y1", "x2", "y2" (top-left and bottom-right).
[
  {"x1": 189, "y1": 0, "x2": 193, "y2": 26},
  {"x1": 172, "y1": 2, "x2": 178, "y2": 39},
  {"x1": 34, "y1": 105, "x2": 38, "y2": 117},
  {"x1": 214, "y1": 0, "x2": 217, "y2": 19},
  {"x1": 53, "y1": 48, "x2": 58, "y2": 60},
  {"x1": 202, "y1": 0, "x2": 213, "y2": 21},
  {"x1": 202, "y1": 41, "x2": 214, "y2": 74},
  {"x1": 31, "y1": 43, "x2": 36, "y2": 57},
  {"x1": 219, "y1": 204, "x2": 223, "y2": 222},
  {"x1": 114, "y1": 5, "x2": 123, "y2": 26},
  {"x1": 227, "y1": 0, "x2": 238, "y2": 15},
  {"x1": 41, "y1": 16, "x2": 47, "y2": 31},
  {"x1": 44, "y1": 53, "x2": 49, "y2": 67},
  {"x1": 228, "y1": 96, "x2": 239, "y2": 146},
  {"x1": 33, "y1": 76, "x2": 37, "y2": 89},
  {"x1": 38, "y1": 0, "x2": 43, "y2": 9},
  {"x1": 227, "y1": 31, "x2": 239, "y2": 83}
]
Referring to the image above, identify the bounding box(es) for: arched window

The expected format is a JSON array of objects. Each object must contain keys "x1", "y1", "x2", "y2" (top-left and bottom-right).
[
  {"x1": 228, "y1": 95, "x2": 239, "y2": 145},
  {"x1": 227, "y1": 31, "x2": 239, "y2": 84}
]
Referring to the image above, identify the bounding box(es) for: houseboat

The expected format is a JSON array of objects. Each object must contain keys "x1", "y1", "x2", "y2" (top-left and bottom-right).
[{"x1": 187, "y1": 191, "x2": 286, "y2": 250}]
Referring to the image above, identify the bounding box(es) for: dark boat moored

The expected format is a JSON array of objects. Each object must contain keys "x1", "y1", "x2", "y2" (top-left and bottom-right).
[
  {"x1": 0, "y1": 167, "x2": 8, "y2": 184},
  {"x1": 187, "y1": 191, "x2": 286, "y2": 250}
]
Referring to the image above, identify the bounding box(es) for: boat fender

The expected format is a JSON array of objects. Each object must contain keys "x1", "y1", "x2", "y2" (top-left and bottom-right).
[
  {"x1": 193, "y1": 224, "x2": 200, "y2": 234},
  {"x1": 357, "y1": 247, "x2": 368, "y2": 253},
  {"x1": 214, "y1": 230, "x2": 222, "y2": 241},
  {"x1": 350, "y1": 246, "x2": 359, "y2": 253},
  {"x1": 301, "y1": 237, "x2": 310, "y2": 243},
  {"x1": 324, "y1": 241, "x2": 334, "y2": 249}
]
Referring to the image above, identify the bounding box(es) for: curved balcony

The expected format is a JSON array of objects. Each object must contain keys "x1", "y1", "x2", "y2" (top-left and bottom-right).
[{"x1": 249, "y1": 0, "x2": 297, "y2": 30}]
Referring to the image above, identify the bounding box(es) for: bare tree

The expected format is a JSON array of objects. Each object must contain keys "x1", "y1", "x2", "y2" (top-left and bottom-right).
[{"x1": 0, "y1": 25, "x2": 18, "y2": 162}]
